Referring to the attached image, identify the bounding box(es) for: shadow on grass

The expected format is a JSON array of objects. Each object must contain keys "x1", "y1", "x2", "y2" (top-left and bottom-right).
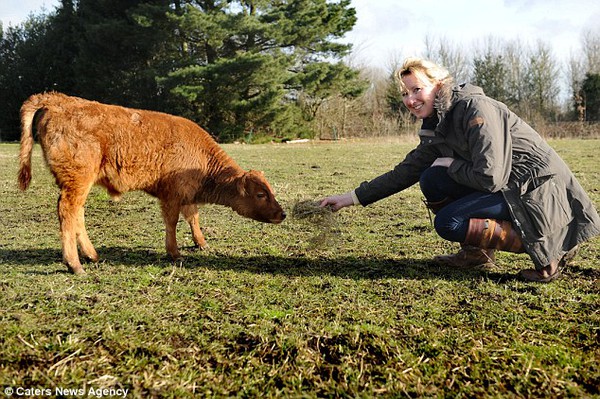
[{"x1": 0, "y1": 246, "x2": 522, "y2": 283}]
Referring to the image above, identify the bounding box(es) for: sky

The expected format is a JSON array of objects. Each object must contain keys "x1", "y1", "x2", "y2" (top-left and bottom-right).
[
  {"x1": 344, "y1": 0, "x2": 600, "y2": 71},
  {"x1": 2, "y1": 0, "x2": 599, "y2": 72}
]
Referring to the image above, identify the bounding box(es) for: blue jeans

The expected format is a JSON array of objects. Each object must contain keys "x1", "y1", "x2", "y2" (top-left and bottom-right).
[{"x1": 419, "y1": 166, "x2": 511, "y2": 242}]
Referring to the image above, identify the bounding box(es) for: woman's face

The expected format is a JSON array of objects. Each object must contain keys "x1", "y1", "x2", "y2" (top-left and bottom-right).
[{"x1": 401, "y1": 73, "x2": 439, "y2": 119}]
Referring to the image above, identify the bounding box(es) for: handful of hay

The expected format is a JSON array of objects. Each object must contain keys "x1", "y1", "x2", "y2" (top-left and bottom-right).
[
  {"x1": 291, "y1": 200, "x2": 339, "y2": 248},
  {"x1": 292, "y1": 200, "x2": 335, "y2": 224}
]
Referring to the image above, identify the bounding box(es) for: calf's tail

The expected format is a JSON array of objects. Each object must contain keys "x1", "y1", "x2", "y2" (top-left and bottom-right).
[{"x1": 18, "y1": 95, "x2": 45, "y2": 191}]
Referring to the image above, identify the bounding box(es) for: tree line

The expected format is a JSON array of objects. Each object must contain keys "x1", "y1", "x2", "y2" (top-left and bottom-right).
[
  {"x1": 1, "y1": 1, "x2": 599, "y2": 142},
  {"x1": 0, "y1": 0, "x2": 365, "y2": 142}
]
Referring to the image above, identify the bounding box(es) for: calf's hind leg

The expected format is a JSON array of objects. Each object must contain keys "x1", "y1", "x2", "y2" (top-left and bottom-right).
[
  {"x1": 76, "y1": 201, "x2": 99, "y2": 263},
  {"x1": 160, "y1": 201, "x2": 182, "y2": 260},
  {"x1": 181, "y1": 204, "x2": 208, "y2": 250},
  {"x1": 57, "y1": 183, "x2": 96, "y2": 274}
]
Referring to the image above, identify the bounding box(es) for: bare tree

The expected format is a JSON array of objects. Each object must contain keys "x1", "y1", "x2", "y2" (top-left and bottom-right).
[
  {"x1": 564, "y1": 29, "x2": 600, "y2": 121},
  {"x1": 524, "y1": 40, "x2": 561, "y2": 120},
  {"x1": 502, "y1": 39, "x2": 529, "y2": 112},
  {"x1": 566, "y1": 55, "x2": 586, "y2": 120},
  {"x1": 567, "y1": 56, "x2": 586, "y2": 93},
  {"x1": 581, "y1": 29, "x2": 600, "y2": 74},
  {"x1": 424, "y1": 35, "x2": 471, "y2": 84}
]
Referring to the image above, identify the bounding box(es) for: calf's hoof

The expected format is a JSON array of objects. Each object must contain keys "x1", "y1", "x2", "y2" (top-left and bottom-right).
[
  {"x1": 191, "y1": 243, "x2": 209, "y2": 251},
  {"x1": 63, "y1": 257, "x2": 86, "y2": 275},
  {"x1": 84, "y1": 253, "x2": 99, "y2": 263},
  {"x1": 67, "y1": 263, "x2": 86, "y2": 275}
]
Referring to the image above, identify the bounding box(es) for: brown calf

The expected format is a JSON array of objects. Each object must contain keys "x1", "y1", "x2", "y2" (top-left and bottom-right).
[{"x1": 18, "y1": 92, "x2": 286, "y2": 274}]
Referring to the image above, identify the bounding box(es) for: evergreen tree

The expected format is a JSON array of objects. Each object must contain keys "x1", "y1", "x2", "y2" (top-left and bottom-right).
[
  {"x1": 473, "y1": 53, "x2": 510, "y2": 105},
  {"x1": 0, "y1": 15, "x2": 54, "y2": 140},
  {"x1": 160, "y1": 0, "x2": 363, "y2": 140},
  {"x1": 41, "y1": 0, "x2": 79, "y2": 93},
  {"x1": 385, "y1": 73, "x2": 411, "y2": 124},
  {"x1": 581, "y1": 73, "x2": 600, "y2": 121},
  {"x1": 294, "y1": 61, "x2": 367, "y2": 121},
  {"x1": 74, "y1": 0, "x2": 172, "y2": 109}
]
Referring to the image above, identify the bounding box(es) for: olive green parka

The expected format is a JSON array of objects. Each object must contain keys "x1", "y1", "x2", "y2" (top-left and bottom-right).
[{"x1": 354, "y1": 83, "x2": 600, "y2": 268}]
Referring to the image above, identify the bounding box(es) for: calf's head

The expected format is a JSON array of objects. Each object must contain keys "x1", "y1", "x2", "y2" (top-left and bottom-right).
[{"x1": 234, "y1": 170, "x2": 286, "y2": 223}]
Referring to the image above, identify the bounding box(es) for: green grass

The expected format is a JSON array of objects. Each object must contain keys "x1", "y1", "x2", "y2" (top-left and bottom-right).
[{"x1": 1, "y1": 138, "x2": 599, "y2": 398}]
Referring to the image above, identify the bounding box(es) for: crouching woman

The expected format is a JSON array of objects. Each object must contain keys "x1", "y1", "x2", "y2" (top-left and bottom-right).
[{"x1": 321, "y1": 57, "x2": 600, "y2": 282}]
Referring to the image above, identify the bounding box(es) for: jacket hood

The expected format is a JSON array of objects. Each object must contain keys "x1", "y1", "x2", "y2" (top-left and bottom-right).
[{"x1": 435, "y1": 83, "x2": 485, "y2": 118}]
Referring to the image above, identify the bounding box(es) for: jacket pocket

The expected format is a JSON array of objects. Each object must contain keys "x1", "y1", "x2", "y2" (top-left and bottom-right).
[{"x1": 520, "y1": 175, "x2": 573, "y2": 237}]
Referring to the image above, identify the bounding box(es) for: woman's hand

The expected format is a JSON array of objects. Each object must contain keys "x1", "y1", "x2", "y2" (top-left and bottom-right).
[
  {"x1": 431, "y1": 157, "x2": 455, "y2": 168},
  {"x1": 320, "y1": 192, "x2": 355, "y2": 212}
]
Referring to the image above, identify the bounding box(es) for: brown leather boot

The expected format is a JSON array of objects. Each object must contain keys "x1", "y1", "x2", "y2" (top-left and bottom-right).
[
  {"x1": 519, "y1": 245, "x2": 580, "y2": 283},
  {"x1": 464, "y1": 218, "x2": 524, "y2": 253},
  {"x1": 434, "y1": 245, "x2": 496, "y2": 270}
]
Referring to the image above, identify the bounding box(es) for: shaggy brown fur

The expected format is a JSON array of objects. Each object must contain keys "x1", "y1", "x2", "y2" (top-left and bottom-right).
[{"x1": 18, "y1": 92, "x2": 286, "y2": 274}]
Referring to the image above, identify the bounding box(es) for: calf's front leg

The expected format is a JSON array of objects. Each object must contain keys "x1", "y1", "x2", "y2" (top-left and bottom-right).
[{"x1": 181, "y1": 204, "x2": 208, "y2": 250}]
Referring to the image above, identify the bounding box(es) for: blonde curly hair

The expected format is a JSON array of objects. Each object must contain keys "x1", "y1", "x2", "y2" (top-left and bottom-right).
[{"x1": 395, "y1": 57, "x2": 454, "y2": 95}]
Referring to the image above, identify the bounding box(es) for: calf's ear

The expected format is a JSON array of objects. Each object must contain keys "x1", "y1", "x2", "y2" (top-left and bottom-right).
[
  {"x1": 237, "y1": 170, "x2": 268, "y2": 197},
  {"x1": 237, "y1": 173, "x2": 249, "y2": 196}
]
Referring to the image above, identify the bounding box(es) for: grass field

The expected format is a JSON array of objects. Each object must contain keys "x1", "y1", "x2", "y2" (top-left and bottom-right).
[{"x1": 0, "y1": 139, "x2": 599, "y2": 398}]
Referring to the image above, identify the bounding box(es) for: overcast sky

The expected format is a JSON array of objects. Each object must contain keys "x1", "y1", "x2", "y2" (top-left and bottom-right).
[{"x1": 2, "y1": 0, "x2": 599, "y2": 72}]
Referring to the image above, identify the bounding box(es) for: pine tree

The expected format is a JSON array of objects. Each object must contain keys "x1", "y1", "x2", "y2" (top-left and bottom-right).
[
  {"x1": 0, "y1": 15, "x2": 54, "y2": 140},
  {"x1": 160, "y1": 0, "x2": 363, "y2": 140},
  {"x1": 581, "y1": 73, "x2": 600, "y2": 121},
  {"x1": 473, "y1": 53, "x2": 510, "y2": 106},
  {"x1": 74, "y1": 0, "x2": 172, "y2": 109}
]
